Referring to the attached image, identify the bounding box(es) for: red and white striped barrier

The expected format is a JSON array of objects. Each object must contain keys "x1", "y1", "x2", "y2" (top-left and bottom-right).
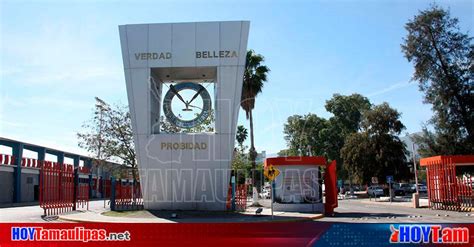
[
  {"x1": 0, "y1": 154, "x2": 15, "y2": 165},
  {"x1": 21, "y1": 157, "x2": 39, "y2": 168}
]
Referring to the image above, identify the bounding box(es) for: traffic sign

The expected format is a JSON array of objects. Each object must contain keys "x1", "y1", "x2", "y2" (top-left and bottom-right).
[
  {"x1": 386, "y1": 176, "x2": 393, "y2": 183},
  {"x1": 264, "y1": 165, "x2": 280, "y2": 181},
  {"x1": 371, "y1": 177, "x2": 378, "y2": 184}
]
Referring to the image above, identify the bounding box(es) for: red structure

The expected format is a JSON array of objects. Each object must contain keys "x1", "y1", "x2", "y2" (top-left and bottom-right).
[
  {"x1": 421, "y1": 155, "x2": 474, "y2": 212},
  {"x1": 0, "y1": 154, "x2": 15, "y2": 165},
  {"x1": 112, "y1": 180, "x2": 143, "y2": 211},
  {"x1": 39, "y1": 161, "x2": 75, "y2": 216},
  {"x1": 226, "y1": 184, "x2": 248, "y2": 211},
  {"x1": 39, "y1": 161, "x2": 90, "y2": 216},
  {"x1": 264, "y1": 156, "x2": 338, "y2": 216}
]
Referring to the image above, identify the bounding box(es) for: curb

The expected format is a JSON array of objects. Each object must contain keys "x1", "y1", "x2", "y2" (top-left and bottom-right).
[{"x1": 58, "y1": 211, "x2": 324, "y2": 224}]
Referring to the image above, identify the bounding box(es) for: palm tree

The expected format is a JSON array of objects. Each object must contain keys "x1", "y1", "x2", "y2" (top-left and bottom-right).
[
  {"x1": 236, "y1": 125, "x2": 248, "y2": 151},
  {"x1": 241, "y1": 50, "x2": 269, "y2": 201}
]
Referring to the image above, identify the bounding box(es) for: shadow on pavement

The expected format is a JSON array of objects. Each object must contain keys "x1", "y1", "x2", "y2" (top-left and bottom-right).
[
  {"x1": 148, "y1": 210, "x2": 316, "y2": 223},
  {"x1": 330, "y1": 212, "x2": 409, "y2": 218}
]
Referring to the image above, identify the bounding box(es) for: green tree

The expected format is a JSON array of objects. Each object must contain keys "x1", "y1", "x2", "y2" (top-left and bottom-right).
[
  {"x1": 323, "y1": 94, "x2": 371, "y2": 179},
  {"x1": 283, "y1": 114, "x2": 328, "y2": 156},
  {"x1": 341, "y1": 103, "x2": 408, "y2": 184},
  {"x1": 401, "y1": 5, "x2": 474, "y2": 156},
  {"x1": 236, "y1": 125, "x2": 248, "y2": 152},
  {"x1": 241, "y1": 49, "x2": 270, "y2": 195},
  {"x1": 104, "y1": 103, "x2": 137, "y2": 179},
  {"x1": 339, "y1": 132, "x2": 373, "y2": 183},
  {"x1": 160, "y1": 115, "x2": 182, "y2": 133},
  {"x1": 231, "y1": 147, "x2": 252, "y2": 185},
  {"x1": 77, "y1": 98, "x2": 137, "y2": 179},
  {"x1": 77, "y1": 97, "x2": 113, "y2": 171},
  {"x1": 325, "y1": 94, "x2": 372, "y2": 135},
  {"x1": 232, "y1": 126, "x2": 250, "y2": 185},
  {"x1": 159, "y1": 110, "x2": 215, "y2": 133},
  {"x1": 277, "y1": 149, "x2": 298, "y2": 157}
]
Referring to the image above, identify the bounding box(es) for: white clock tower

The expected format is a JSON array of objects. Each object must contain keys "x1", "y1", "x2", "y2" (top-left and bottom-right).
[{"x1": 119, "y1": 21, "x2": 250, "y2": 210}]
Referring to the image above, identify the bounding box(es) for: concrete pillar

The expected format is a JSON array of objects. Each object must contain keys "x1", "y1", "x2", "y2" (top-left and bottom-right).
[
  {"x1": 72, "y1": 155, "x2": 80, "y2": 210},
  {"x1": 72, "y1": 156, "x2": 80, "y2": 168},
  {"x1": 110, "y1": 177, "x2": 116, "y2": 211},
  {"x1": 89, "y1": 174, "x2": 93, "y2": 199},
  {"x1": 12, "y1": 143, "x2": 23, "y2": 203},
  {"x1": 56, "y1": 152, "x2": 64, "y2": 165},
  {"x1": 36, "y1": 148, "x2": 46, "y2": 204},
  {"x1": 37, "y1": 148, "x2": 46, "y2": 162},
  {"x1": 413, "y1": 193, "x2": 420, "y2": 208},
  {"x1": 86, "y1": 159, "x2": 92, "y2": 168}
]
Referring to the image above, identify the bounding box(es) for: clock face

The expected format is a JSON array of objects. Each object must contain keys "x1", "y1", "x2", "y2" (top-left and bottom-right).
[{"x1": 163, "y1": 82, "x2": 212, "y2": 129}]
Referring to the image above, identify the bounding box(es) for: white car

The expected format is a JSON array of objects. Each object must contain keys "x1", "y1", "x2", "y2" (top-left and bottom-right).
[
  {"x1": 418, "y1": 185, "x2": 428, "y2": 194},
  {"x1": 367, "y1": 186, "x2": 384, "y2": 197},
  {"x1": 260, "y1": 190, "x2": 270, "y2": 199}
]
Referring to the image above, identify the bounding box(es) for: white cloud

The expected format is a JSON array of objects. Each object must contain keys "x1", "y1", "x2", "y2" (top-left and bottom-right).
[{"x1": 367, "y1": 81, "x2": 415, "y2": 97}]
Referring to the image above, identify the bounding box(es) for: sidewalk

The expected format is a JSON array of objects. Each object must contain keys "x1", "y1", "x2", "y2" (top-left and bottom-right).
[
  {"x1": 357, "y1": 198, "x2": 429, "y2": 208},
  {"x1": 59, "y1": 206, "x2": 324, "y2": 223},
  {"x1": 59, "y1": 210, "x2": 174, "y2": 223}
]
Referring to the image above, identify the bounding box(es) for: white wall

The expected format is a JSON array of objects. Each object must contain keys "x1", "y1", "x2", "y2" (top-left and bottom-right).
[{"x1": 119, "y1": 21, "x2": 249, "y2": 210}]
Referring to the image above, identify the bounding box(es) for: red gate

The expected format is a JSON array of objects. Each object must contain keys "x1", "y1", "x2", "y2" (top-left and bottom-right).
[
  {"x1": 39, "y1": 162, "x2": 90, "y2": 216},
  {"x1": 39, "y1": 161, "x2": 75, "y2": 216},
  {"x1": 422, "y1": 155, "x2": 474, "y2": 212},
  {"x1": 112, "y1": 180, "x2": 143, "y2": 211}
]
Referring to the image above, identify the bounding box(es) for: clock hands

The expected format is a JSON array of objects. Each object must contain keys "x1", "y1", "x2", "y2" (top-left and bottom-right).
[
  {"x1": 188, "y1": 87, "x2": 204, "y2": 105},
  {"x1": 163, "y1": 82, "x2": 212, "y2": 128},
  {"x1": 188, "y1": 104, "x2": 203, "y2": 110},
  {"x1": 170, "y1": 84, "x2": 187, "y2": 105},
  {"x1": 169, "y1": 84, "x2": 205, "y2": 112}
]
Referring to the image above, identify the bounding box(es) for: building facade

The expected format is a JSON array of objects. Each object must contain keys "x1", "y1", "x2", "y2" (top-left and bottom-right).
[{"x1": 119, "y1": 21, "x2": 250, "y2": 210}]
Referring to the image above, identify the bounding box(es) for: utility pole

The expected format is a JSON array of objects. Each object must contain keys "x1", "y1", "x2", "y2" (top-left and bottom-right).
[
  {"x1": 412, "y1": 142, "x2": 420, "y2": 208},
  {"x1": 412, "y1": 143, "x2": 419, "y2": 194}
]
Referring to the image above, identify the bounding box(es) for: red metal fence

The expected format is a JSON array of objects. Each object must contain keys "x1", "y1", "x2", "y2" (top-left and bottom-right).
[
  {"x1": 102, "y1": 178, "x2": 112, "y2": 198},
  {"x1": 1, "y1": 153, "x2": 149, "y2": 215},
  {"x1": 76, "y1": 167, "x2": 91, "y2": 211},
  {"x1": 38, "y1": 161, "x2": 90, "y2": 216},
  {"x1": 39, "y1": 161, "x2": 75, "y2": 216},
  {"x1": 457, "y1": 176, "x2": 473, "y2": 211},
  {"x1": 425, "y1": 157, "x2": 473, "y2": 212},
  {"x1": 111, "y1": 180, "x2": 143, "y2": 211}
]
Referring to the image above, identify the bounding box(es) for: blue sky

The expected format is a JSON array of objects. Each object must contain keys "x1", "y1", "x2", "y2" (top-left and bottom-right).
[{"x1": 1, "y1": 0, "x2": 472, "y2": 157}]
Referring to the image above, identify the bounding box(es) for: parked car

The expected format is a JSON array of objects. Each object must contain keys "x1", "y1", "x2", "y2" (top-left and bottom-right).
[
  {"x1": 400, "y1": 183, "x2": 415, "y2": 194},
  {"x1": 392, "y1": 184, "x2": 406, "y2": 196},
  {"x1": 351, "y1": 186, "x2": 361, "y2": 192},
  {"x1": 418, "y1": 185, "x2": 427, "y2": 194},
  {"x1": 367, "y1": 186, "x2": 384, "y2": 197}
]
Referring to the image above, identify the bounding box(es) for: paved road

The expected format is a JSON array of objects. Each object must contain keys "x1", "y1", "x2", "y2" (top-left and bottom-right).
[
  {"x1": 1, "y1": 198, "x2": 473, "y2": 223},
  {"x1": 0, "y1": 200, "x2": 109, "y2": 223},
  {"x1": 318, "y1": 199, "x2": 474, "y2": 223}
]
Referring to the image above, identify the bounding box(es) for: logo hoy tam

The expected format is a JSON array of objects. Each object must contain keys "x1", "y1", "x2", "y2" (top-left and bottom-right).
[{"x1": 390, "y1": 225, "x2": 469, "y2": 244}]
